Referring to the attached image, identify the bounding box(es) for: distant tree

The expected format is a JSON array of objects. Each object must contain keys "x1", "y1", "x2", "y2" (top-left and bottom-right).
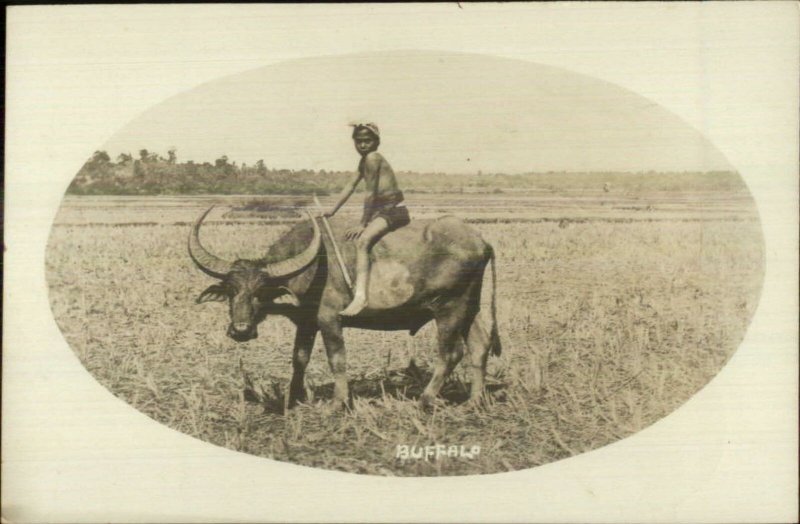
[
  {"x1": 255, "y1": 159, "x2": 267, "y2": 175},
  {"x1": 117, "y1": 152, "x2": 133, "y2": 163},
  {"x1": 139, "y1": 149, "x2": 149, "y2": 161},
  {"x1": 74, "y1": 150, "x2": 114, "y2": 183},
  {"x1": 215, "y1": 155, "x2": 229, "y2": 168},
  {"x1": 133, "y1": 159, "x2": 145, "y2": 177},
  {"x1": 92, "y1": 150, "x2": 111, "y2": 163},
  {"x1": 167, "y1": 148, "x2": 177, "y2": 164}
]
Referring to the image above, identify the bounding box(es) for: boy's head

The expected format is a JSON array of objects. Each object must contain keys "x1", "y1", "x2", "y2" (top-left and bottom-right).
[{"x1": 350, "y1": 122, "x2": 380, "y2": 155}]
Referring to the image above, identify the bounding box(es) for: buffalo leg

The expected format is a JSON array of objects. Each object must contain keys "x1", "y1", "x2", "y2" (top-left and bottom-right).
[
  {"x1": 318, "y1": 309, "x2": 351, "y2": 408},
  {"x1": 420, "y1": 311, "x2": 465, "y2": 407},
  {"x1": 288, "y1": 323, "x2": 318, "y2": 408},
  {"x1": 465, "y1": 314, "x2": 491, "y2": 404}
]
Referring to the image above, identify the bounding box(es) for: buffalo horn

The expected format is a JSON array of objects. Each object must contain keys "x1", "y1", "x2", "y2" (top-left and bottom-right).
[
  {"x1": 188, "y1": 206, "x2": 235, "y2": 278},
  {"x1": 259, "y1": 210, "x2": 321, "y2": 278}
]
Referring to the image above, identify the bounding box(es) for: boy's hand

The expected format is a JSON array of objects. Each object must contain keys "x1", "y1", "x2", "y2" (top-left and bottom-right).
[{"x1": 345, "y1": 225, "x2": 365, "y2": 240}]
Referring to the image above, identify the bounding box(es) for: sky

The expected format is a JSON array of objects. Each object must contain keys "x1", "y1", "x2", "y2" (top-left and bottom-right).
[{"x1": 102, "y1": 50, "x2": 732, "y2": 174}]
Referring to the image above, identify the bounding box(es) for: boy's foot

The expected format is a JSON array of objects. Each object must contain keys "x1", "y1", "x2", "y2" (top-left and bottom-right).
[{"x1": 339, "y1": 296, "x2": 368, "y2": 317}]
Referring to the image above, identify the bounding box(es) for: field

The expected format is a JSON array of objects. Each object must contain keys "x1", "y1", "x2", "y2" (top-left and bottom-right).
[{"x1": 46, "y1": 188, "x2": 763, "y2": 476}]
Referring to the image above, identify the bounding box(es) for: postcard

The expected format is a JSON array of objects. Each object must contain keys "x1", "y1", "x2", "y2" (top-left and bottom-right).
[{"x1": 4, "y1": 3, "x2": 797, "y2": 522}]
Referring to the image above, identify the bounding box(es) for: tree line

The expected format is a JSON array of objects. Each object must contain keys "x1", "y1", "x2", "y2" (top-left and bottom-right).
[
  {"x1": 69, "y1": 149, "x2": 355, "y2": 195},
  {"x1": 68, "y1": 149, "x2": 746, "y2": 195}
]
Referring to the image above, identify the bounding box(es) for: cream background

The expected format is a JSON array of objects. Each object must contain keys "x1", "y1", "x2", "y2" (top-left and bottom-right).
[{"x1": 4, "y1": 3, "x2": 798, "y2": 523}]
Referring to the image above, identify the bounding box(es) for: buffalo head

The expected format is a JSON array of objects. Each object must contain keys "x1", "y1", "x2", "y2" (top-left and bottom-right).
[{"x1": 189, "y1": 207, "x2": 320, "y2": 341}]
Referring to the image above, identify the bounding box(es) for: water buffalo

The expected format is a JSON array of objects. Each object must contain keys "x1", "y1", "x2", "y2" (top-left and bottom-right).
[{"x1": 189, "y1": 207, "x2": 501, "y2": 408}]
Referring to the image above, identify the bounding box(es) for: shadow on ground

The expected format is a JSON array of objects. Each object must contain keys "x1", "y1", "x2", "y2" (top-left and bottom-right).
[{"x1": 242, "y1": 360, "x2": 507, "y2": 415}]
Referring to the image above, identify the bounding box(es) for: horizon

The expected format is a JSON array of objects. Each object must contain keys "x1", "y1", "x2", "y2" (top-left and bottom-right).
[{"x1": 89, "y1": 150, "x2": 738, "y2": 177}]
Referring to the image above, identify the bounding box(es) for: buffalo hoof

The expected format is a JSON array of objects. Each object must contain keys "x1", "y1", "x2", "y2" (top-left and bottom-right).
[
  {"x1": 322, "y1": 397, "x2": 351, "y2": 415},
  {"x1": 419, "y1": 394, "x2": 445, "y2": 412},
  {"x1": 286, "y1": 389, "x2": 307, "y2": 410},
  {"x1": 465, "y1": 394, "x2": 489, "y2": 412}
]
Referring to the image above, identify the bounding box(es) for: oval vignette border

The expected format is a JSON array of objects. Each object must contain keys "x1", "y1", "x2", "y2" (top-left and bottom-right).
[{"x1": 45, "y1": 51, "x2": 765, "y2": 477}]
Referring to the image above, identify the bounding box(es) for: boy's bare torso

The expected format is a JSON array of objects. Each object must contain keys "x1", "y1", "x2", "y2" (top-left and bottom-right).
[{"x1": 360, "y1": 152, "x2": 400, "y2": 197}]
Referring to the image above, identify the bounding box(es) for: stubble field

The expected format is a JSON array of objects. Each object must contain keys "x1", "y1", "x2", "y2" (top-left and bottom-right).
[{"x1": 46, "y1": 190, "x2": 763, "y2": 476}]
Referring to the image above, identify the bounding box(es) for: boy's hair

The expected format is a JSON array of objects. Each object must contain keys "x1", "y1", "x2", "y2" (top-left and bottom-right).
[{"x1": 350, "y1": 122, "x2": 380, "y2": 144}]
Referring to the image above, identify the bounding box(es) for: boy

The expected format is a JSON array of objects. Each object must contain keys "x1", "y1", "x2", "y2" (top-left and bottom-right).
[{"x1": 323, "y1": 122, "x2": 410, "y2": 316}]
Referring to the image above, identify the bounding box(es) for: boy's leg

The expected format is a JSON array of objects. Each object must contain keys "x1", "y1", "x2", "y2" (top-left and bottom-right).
[{"x1": 340, "y1": 217, "x2": 390, "y2": 317}]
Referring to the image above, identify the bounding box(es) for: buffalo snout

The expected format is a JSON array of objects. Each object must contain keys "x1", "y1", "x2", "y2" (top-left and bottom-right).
[{"x1": 227, "y1": 322, "x2": 257, "y2": 342}]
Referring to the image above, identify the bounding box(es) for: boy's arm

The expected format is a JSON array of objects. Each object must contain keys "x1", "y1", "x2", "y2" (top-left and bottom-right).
[{"x1": 325, "y1": 171, "x2": 362, "y2": 217}]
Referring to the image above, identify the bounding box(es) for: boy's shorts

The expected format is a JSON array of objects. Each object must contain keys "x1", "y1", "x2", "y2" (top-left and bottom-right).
[
  {"x1": 366, "y1": 191, "x2": 411, "y2": 230},
  {"x1": 374, "y1": 204, "x2": 410, "y2": 230}
]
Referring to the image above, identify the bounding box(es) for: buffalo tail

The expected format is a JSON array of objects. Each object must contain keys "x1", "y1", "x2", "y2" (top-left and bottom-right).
[{"x1": 487, "y1": 244, "x2": 502, "y2": 356}]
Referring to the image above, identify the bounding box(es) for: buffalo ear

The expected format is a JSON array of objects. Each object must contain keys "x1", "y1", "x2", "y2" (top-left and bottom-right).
[{"x1": 197, "y1": 284, "x2": 229, "y2": 304}]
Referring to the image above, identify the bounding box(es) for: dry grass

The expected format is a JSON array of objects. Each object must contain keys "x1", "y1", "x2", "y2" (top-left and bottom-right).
[{"x1": 45, "y1": 193, "x2": 763, "y2": 476}]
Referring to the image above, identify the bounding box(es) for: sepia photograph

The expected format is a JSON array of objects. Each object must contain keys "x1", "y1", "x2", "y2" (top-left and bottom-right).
[
  {"x1": 4, "y1": 3, "x2": 798, "y2": 522},
  {"x1": 46, "y1": 49, "x2": 764, "y2": 476}
]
